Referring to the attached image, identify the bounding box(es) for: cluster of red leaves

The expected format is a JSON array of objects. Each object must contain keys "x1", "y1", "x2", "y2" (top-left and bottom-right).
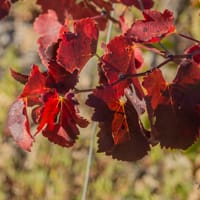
[
  {"x1": 86, "y1": 87, "x2": 150, "y2": 161},
  {"x1": 7, "y1": 15, "x2": 99, "y2": 150},
  {"x1": 3, "y1": 0, "x2": 200, "y2": 162},
  {"x1": 36, "y1": 0, "x2": 154, "y2": 30},
  {"x1": 85, "y1": 8, "x2": 177, "y2": 160},
  {"x1": 36, "y1": 0, "x2": 115, "y2": 30},
  {"x1": 9, "y1": 64, "x2": 90, "y2": 150}
]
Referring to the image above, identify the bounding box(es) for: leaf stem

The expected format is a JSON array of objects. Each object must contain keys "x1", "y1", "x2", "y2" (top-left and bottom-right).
[
  {"x1": 137, "y1": 0, "x2": 144, "y2": 11},
  {"x1": 111, "y1": 58, "x2": 172, "y2": 86},
  {"x1": 74, "y1": 88, "x2": 95, "y2": 94},
  {"x1": 178, "y1": 33, "x2": 200, "y2": 43},
  {"x1": 76, "y1": 49, "x2": 197, "y2": 93},
  {"x1": 137, "y1": 43, "x2": 166, "y2": 57}
]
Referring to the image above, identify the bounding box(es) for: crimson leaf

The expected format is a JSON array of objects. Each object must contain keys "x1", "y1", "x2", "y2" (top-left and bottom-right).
[
  {"x1": 126, "y1": 9, "x2": 175, "y2": 43},
  {"x1": 57, "y1": 18, "x2": 99, "y2": 73},
  {"x1": 7, "y1": 99, "x2": 34, "y2": 151}
]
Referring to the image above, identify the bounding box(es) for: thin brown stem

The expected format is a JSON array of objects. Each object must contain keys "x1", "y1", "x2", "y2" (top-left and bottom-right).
[
  {"x1": 137, "y1": 44, "x2": 166, "y2": 57},
  {"x1": 111, "y1": 58, "x2": 172, "y2": 86},
  {"x1": 102, "y1": 10, "x2": 120, "y2": 25},
  {"x1": 178, "y1": 33, "x2": 200, "y2": 43},
  {"x1": 75, "y1": 58, "x2": 172, "y2": 93},
  {"x1": 137, "y1": 0, "x2": 144, "y2": 11},
  {"x1": 74, "y1": 88, "x2": 95, "y2": 94}
]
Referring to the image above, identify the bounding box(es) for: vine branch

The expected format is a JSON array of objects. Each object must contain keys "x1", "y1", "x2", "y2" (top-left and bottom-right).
[{"x1": 178, "y1": 33, "x2": 200, "y2": 43}]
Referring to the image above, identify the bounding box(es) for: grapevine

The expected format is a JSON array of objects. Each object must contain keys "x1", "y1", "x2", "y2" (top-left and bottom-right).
[{"x1": 1, "y1": 0, "x2": 200, "y2": 161}]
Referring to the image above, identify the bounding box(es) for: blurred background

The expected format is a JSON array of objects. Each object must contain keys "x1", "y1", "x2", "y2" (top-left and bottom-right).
[{"x1": 0, "y1": 0, "x2": 200, "y2": 199}]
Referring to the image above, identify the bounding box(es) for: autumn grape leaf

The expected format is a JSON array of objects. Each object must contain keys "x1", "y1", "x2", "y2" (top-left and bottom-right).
[
  {"x1": 143, "y1": 61, "x2": 200, "y2": 149},
  {"x1": 66, "y1": 0, "x2": 113, "y2": 30},
  {"x1": 34, "y1": 10, "x2": 62, "y2": 66},
  {"x1": 100, "y1": 36, "x2": 144, "y2": 98},
  {"x1": 0, "y1": 0, "x2": 10, "y2": 19},
  {"x1": 185, "y1": 43, "x2": 200, "y2": 64},
  {"x1": 87, "y1": 87, "x2": 131, "y2": 144},
  {"x1": 36, "y1": 0, "x2": 113, "y2": 30},
  {"x1": 36, "y1": 91, "x2": 88, "y2": 147},
  {"x1": 57, "y1": 18, "x2": 99, "y2": 73},
  {"x1": 126, "y1": 9, "x2": 175, "y2": 43},
  {"x1": 120, "y1": 0, "x2": 154, "y2": 9},
  {"x1": 20, "y1": 65, "x2": 49, "y2": 98},
  {"x1": 10, "y1": 68, "x2": 29, "y2": 84},
  {"x1": 46, "y1": 61, "x2": 78, "y2": 94},
  {"x1": 142, "y1": 69, "x2": 167, "y2": 110},
  {"x1": 7, "y1": 99, "x2": 34, "y2": 151},
  {"x1": 86, "y1": 87, "x2": 150, "y2": 161},
  {"x1": 36, "y1": 0, "x2": 68, "y2": 23}
]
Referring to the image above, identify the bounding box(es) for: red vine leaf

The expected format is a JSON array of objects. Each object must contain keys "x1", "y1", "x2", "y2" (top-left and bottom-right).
[
  {"x1": 120, "y1": 0, "x2": 154, "y2": 9},
  {"x1": 173, "y1": 60, "x2": 200, "y2": 85},
  {"x1": 66, "y1": 0, "x2": 113, "y2": 30},
  {"x1": 144, "y1": 60, "x2": 200, "y2": 149},
  {"x1": 100, "y1": 36, "x2": 144, "y2": 98},
  {"x1": 87, "y1": 87, "x2": 131, "y2": 144},
  {"x1": 33, "y1": 10, "x2": 62, "y2": 66},
  {"x1": 7, "y1": 99, "x2": 34, "y2": 151},
  {"x1": 10, "y1": 68, "x2": 29, "y2": 85},
  {"x1": 0, "y1": 0, "x2": 10, "y2": 19},
  {"x1": 185, "y1": 43, "x2": 200, "y2": 64},
  {"x1": 86, "y1": 87, "x2": 150, "y2": 161},
  {"x1": 36, "y1": 0, "x2": 68, "y2": 23},
  {"x1": 36, "y1": 0, "x2": 113, "y2": 30},
  {"x1": 46, "y1": 61, "x2": 78, "y2": 94},
  {"x1": 126, "y1": 9, "x2": 175, "y2": 43},
  {"x1": 20, "y1": 65, "x2": 49, "y2": 98},
  {"x1": 57, "y1": 18, "x2": 99, "y2": 73},
  {"x1": 142, "y1": 69, "x2": 167, "y2": 110},
  {"x1": 36, "y1": 91, "x2": 88, "y2": 147}
]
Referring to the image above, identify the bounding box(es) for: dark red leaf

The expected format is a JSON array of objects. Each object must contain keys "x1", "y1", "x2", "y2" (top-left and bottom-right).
[
  {"x1": 173, "y1": 60, "x2": 200, "y2": 85},
  {"x1": 144, "y1": 60, "x2": 200, "y2": 149},
  {"x1": 20, "y1": 65, "x2": 49, "y2": 98},
  {"x1": 10, "y1": 68, "x2": 29, "y2": 85},
  {"x1": 120, "y1": 0, "x2": 154, "y2": 9},
  {"x1": 66, "y1": 0, "x2": 112, "y2": 30},
  {"x1": 87, "y1": 87, "x2": 131, "y2": 145},
  {"x1": 154, "y1": 100, "x2": 200, "y2": 149},
  {"x1": 57, "y1": 18, "x2": 99, "y2": 73},
  {"x1": 100, "y1": 36, "x2": 144, "y2": 98},
  {"x1": 36, "y1": 91, "x2": 88, "y2": 147},
  {"x1": 33, "y1": 10, "x2": 62, "y2": 66},
  {"x1": 36, "y1": 0, "x2": 113, "y2": 30},
  {"x1": 0, "y1": 0, "x2": 10, "y2": 20},
  {"x1": 31, "y1": 105, "x2": 43, "y2": 124},
  {"x1": 87, "y1": 87, "x2": 150, "y2": 161},
  {"x1": 185, "y1": 43, "x2": 200, "y2": 64},
  {"x1": 142, "y1": 69, "x2": 167, "y2": 110},
  {"x1": 46, "y1": 61, "x2": 78, "y2": 94},
  {"x1": 126, "y1": 9, "x2": 175, "y2": 43},
  {"x1": 7, "y1": 99, "x2": 34, "y2": 151},
  {"x1": 36, "y1": 0, "x2": 68, "y2": 23}
]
